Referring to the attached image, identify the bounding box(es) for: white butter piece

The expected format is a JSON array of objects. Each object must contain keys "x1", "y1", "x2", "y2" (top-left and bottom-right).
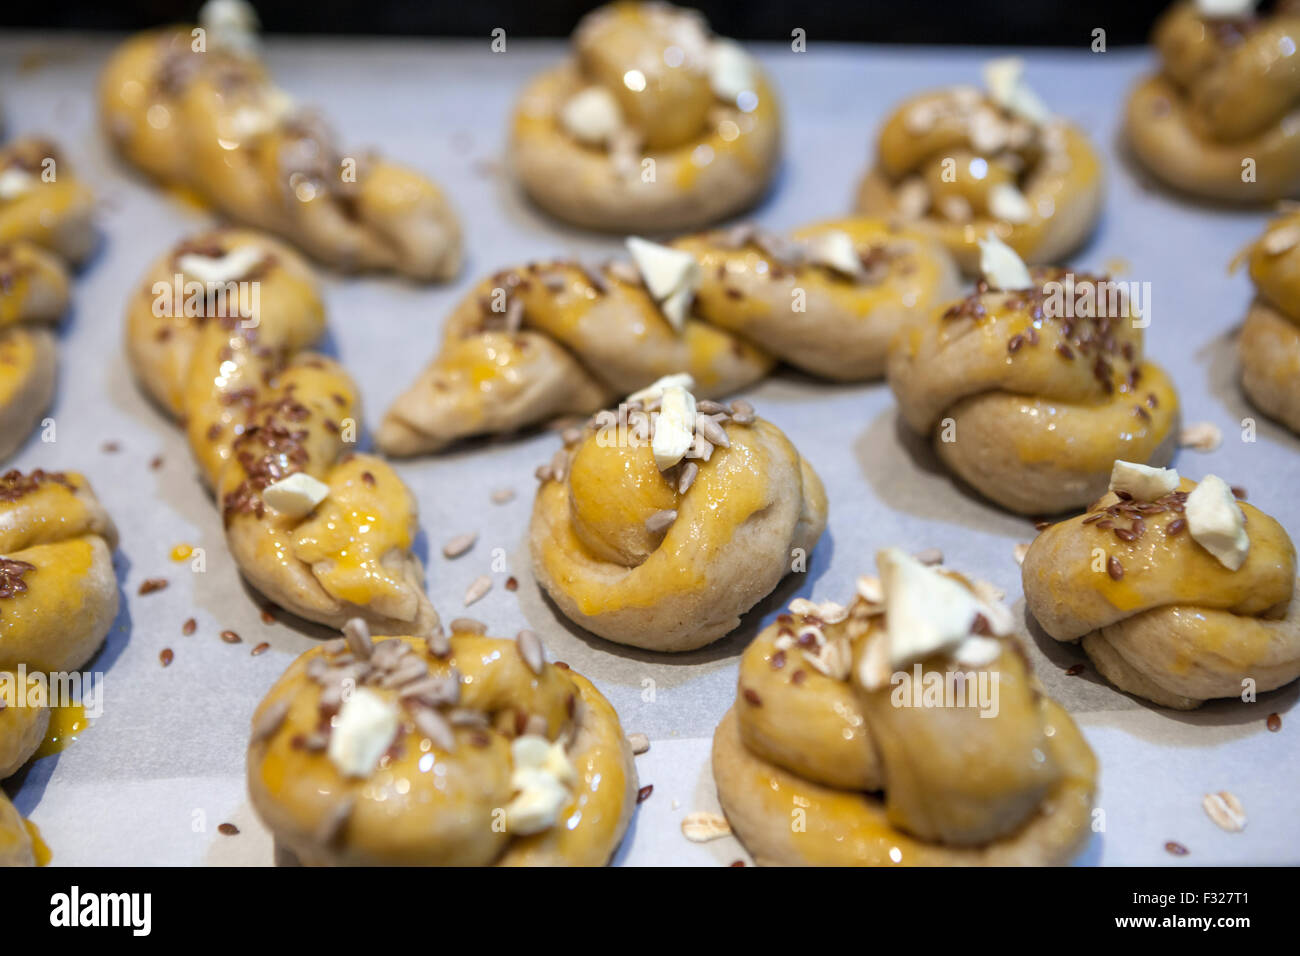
[
  {"x1": 983, "y1": 56, "x2": 1051, "y2": 125},
  {"x1": 505, "y1": 735, "x2": 576, "y2": 835},
  {"x1": 559, "y1": 86, "x2": 624, "y2": 146},
  {"x1": 0, "y1": 168, "x2": 37, "y2": 200},
  {"x1": 1109, "y1": 460, "x2": 1180, "y2": 502},
  {"x1": 327, "y1": 687, "x2": 399, "y2": 779},
  {"x1": 200, "y1": 0, "x2": 261, "y2": 57},
  {"x1": 627, "y1": 372, "x2": 695, "y2": 405},
  {"x1": 652, "y1": 385, "x2": 697, "y2": 471},
  {"x1": 977, "y1": 233, "x2": 1033, "y2": 290},
  {"x1": 709, "y1": 40, "x2": 757, "y2": 103},
  {"x1": 988, "y1": 182, "x2": 1033, "y2": 224},
  {"x1": 876, "y1": 547, "x2": 984, "y2": 670},
  {"x1": 1196, "y1": 0, "x2": 1255, "y2": 19},
  {"x1": 954, "y1": 635, "x2": 1003, "y2": 668},
  {"x1": 177, "y1": 244, "x2": 267, "y2": 284},
  {"x1": 1186, "y1": 475, "x2": 1250, "y2": 571},
  {"x1": 262, "y1": 471, "x2": 330, "y2": 518},
  {"x1": 223, "y1": 89, "x2": 294, "y2": 141},
  {"x1": 804, "y1": 230, "x2": 864, "y2": 279},
  {"x1": 626, "y1": 236, "x2": 700, "y2": 332}
]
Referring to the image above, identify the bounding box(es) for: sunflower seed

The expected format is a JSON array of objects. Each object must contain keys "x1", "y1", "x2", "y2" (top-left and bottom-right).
[
  {"x1": 627, "y1": 732, "x2": 650, "y2": 755},
  {"x1": 442, "y1": 532, "x2": 477, "y2": 559},
  {"x1": 681, "y1": 812, "x2": 732, "y2": 843},
  {"x1": 729, "y1": 399, "x2": 755, "y2": 424},
  {"x1": 696, "y1": 415, "x2": 730, "y2": 448},
  {"x1": 401, "y1": 672, "x2": 460, "y2": 707},
  {"x1": 412, "y1": 705, "x2": 456, "y2": 752},
  {"x1": 1180, "y1": 421, "x2": 1222, "y2": 452},
  {"x1": 427, "y1": 628, "x2": 450, "y2": 658},
  {"x1": 1202, "y1": 791, "x2": 1246, "y2": 832},
  {"x1": 449, "y1": 617, "x2": 486, "y2": 634},
  {"x1": 342, "y1": 618, "x2": 373, "y2": 660},
  {"x1": 645, "y1": 509, "x2": 677, "y2": 534},
  {"x1": 464, "y1": 575, "x2": 492, "y2": 607},
  {"x1": 517, "y1": 628, "x2": 544, "y2": 675},
  {"x1": 677, "y1": 461, "x2": 699, "y2": 494},
  {"x1": 251, "y1": 698, "x2": 290, "y2": 744},
  {"x1": 490, "y1": 487, "x2": 516, "y2": 504}
]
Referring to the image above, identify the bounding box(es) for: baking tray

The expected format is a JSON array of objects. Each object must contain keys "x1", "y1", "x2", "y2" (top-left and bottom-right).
[{"x1": 2, "y1": 32, "x2": 1296, "y2": 865}]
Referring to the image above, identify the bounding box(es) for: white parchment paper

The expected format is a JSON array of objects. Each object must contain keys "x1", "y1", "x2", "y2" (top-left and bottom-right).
[{"x1": 1, "y1": 33, "x2": 1296, "y2": 865}]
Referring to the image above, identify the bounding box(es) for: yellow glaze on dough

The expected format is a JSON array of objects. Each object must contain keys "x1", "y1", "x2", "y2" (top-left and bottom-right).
[
  {"x1": 888, "y1": 269, "x2": 1180, "y2": 514},
  {"x1": 510, "y1": 2, "x2": 781, "y2": 232},
  {"x1": 1023, "y1": 477, "x2": 1300, "y2": 708},
  {"x1": 531, "y1": 409, "x2": 827, "y2": 651},
  {"x1": 858, "y1": 87, "x2": 1103, "y2": 272},
  {"x1": 714, "y1": 587, "x2": 1097, "y2": 865},
  {"x1": 124, "y1": 229, "x2": 437, "y2": 635},
  {"x1": 99, "y1": 27, "x2": 460, "y2": 280},
  {"x1": 1124, "y1": 2, "x2": 1300, "y2": 201},
  {"x1": 248, "y1": 632, "x2": 637, "y2": 866}
]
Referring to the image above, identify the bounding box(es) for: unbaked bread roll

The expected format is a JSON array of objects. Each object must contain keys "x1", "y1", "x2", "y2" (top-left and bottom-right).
[
  {"x1": 529, "y1": 378, "x2": 827, "y2": 651},
  {"x1": 124, "y1": 228, "x2": 437, "y2": 635},
  {"x1": 377, "y1": 250, "x2": 772, "y2": 456},
  {"x1": 0, "y1": 469, "x2": 119, "y2": 675},
  {"x1": 888, "y1": 238, "x2": 1180, "y2": 515},
  {"x1": 674, "y1": 218, "x2": 961, "y2": 380},
  {"x1": 0, "y1": 467, "x2": 119, "y2": 869},
  {"x1": 856, "y1": 58, "x2": 1103, "y2": 274},
  {"x1": 248, "y1": 618, "x2": 637, "y2": 865},
  {"x1": 0, "y1": 137, "x2": 94, "y2": 462},
  {"x1": 713, "y1": 548, "x2": 1097, "y2": 865},
  {"x1": 1238, "y1": 211, "x2": 1300, "y2": 434},
  {"x1": 1024, "y1": 467, "x2": 1300, "y2": 709},
  {"x1": 511, "y1": 1, "x2": 780, "y2": 232},
  {"x1": 99, "y1": 1, "x2": 461, "y2": 280},
  {"x1": 0, "y1": 138, "x2": 95, "y2": 265},
  {"x1": 1125, "y1": 1, "x2": 1300, "y2": 202}
]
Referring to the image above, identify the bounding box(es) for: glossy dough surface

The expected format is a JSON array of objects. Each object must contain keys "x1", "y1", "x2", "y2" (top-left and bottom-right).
[
  {"x1": 713, "y1": 592, "x2": 1097, "y2": 865},
  {"x1": 378, "y1": 259, "x2": 772, "y2": 456},
  {"x1": 247, "y1": 631, "x2": 637, "y2": 865},
  {"x1": 124, "y1": 228, "x2": 437, "y2": 634},
  {"x1": 857, "y1": 88, "x2": 1103, "y2": 273},
  {"x1": 99, "y1": 27, "x2": 461, "y2": 279},
  {"x1": 1125, "y1": 2, "x2": 1300, "y2": 202},
  {"x1": 1023, "y1": 479, "x2": 1300, "y2": 708},
  {"x1": 530, "y1": 411, "x2": 826, "y2": 651},
  {"x1": 1240, "y1": 213, "x2": 1300, "y2": 434},
  {"x1": 511, "y1": 2, "x2": 780, "y2": 232},
  {"x1": 888, "y1": 270, "x2": 1180, "y2": 514}
]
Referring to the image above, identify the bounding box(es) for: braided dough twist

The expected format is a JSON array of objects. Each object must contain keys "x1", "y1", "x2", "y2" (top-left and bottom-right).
[
  {"x1": 0, "y1": 467, "x2": 119, "y2": 864},
  {"x1": 511, "y1": 1, "x2": 780, "y2": 232},
  {"x1": 1239, "y1": 211, "x2": 1300, "y2": 434},
  {"x1": 124, "y1": 228, "x2": 437, "y2": 634},
  {"x1": 713, "y1": 571, "x2": 1097, "y2": 866},
  {"x1": 888, "y1": 268, "x2": 1180, "y2": 515},
  {"x1": 377, "y1": 257, "x2": 772, "y2": 456},
  {"x1": 1126, "y1": 1, "x2": 1300, "y2": 202},
  {"x1": 0, "y1": 138, "x2": 95, "y2": 462},
  {"x1": 99, "y1": 25, "x2": 461, "y2": 280},
  {"x1": 1023, "y1": 478, "x2": 1300, "y2": 709},
  {"x1": 248, "y1": 624, "x2": 637, "y2": 865},
  {"x1": 529, "y1": 399, "x2": 826, "y2": 651},
  {"x1": 857, "y1": 81, "x2": 1103, "y2": 274},
  {"x1": 378, "y1": 218, "x2": 959, "y2": 455}
]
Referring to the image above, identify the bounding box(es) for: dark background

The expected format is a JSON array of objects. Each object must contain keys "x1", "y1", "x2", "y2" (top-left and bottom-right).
[{"x1": 4, "y1": 1, "x2": 1171, "y2": 45}]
